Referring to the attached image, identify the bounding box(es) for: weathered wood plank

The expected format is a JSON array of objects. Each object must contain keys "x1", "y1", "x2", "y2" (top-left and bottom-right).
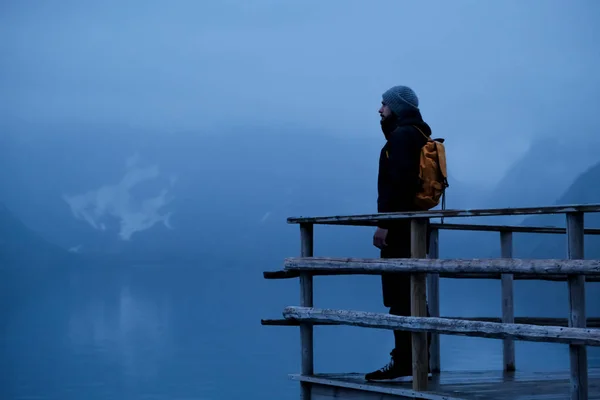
[
  {"x1": 431, "y1": 223, "x2": 600, "y2": 235},
  {"x1": 454, "y1": 317, "x2": 600, "y2": 328},
  {"x1": 427, "y1": 228, "x2": 441, "y2": 373},
  {"x1": 305, "y1": 368, "x2": 600, "y2": 385},
  {"x1": 264, "y1": 270, "x2": 300, "y2": 279},
  {"x1": 287, "y1": 204, "x2": 600, "y2": 226},
  {"x1": 439, "y1": 272, "x2": 600, "y2": 281},
  {"x1": 500, "y1": 231, "x2": 515, "y2": 372},
  {"x1": 293, "y1": 369, "x2": 600, "y2": 400},
  {"x1": 262, "y1": 318, "x2": 339, "y2": 326},
  {"x1": 411, "y1": 219, "x2": 429, "y2": 390},
  {"x1": 284, "y1": 257, "x2": 600, "y2": 276},
  {"x1": 282, "y1": 307, "x2": 600, "y2": 346},
  {"x1": 567, "y1": 212, "x2": 588, "y2": 400},
  {"x1": 300, "y1": 223, "x2": 314, "y2": 400},
  {"x1": 311, "y1": 383, "x2": 421, "y2": 400},
  {"x1": 263, "y1": 268, "x2": 600, "y2": 281},
  {"x1": 261, "y1": 317, "x2": 600, "y2": 328},
  {"x1": 292, "y1": 374, "x2": 463, "y2": 400}
]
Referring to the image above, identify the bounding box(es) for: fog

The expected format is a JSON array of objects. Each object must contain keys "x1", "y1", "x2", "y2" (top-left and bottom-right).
[
  {"x1": 3, "y1": 1, "x2": 600, "y2": 186},
  {"x1": 1, "y1": 2, "x2": 600, "y2": 399}
]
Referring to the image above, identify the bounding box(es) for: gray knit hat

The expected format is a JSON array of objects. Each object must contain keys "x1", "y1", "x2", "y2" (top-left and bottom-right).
[{"x1": 382, "y1": 85, "x2": 419, "y2": 115}]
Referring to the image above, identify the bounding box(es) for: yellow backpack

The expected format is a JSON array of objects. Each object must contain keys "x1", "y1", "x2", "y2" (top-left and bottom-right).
[{"x1": 413, "y1": 125, "x2": 449, "y2": 211}]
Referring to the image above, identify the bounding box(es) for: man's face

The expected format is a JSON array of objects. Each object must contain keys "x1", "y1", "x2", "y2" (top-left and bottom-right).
[{"x1": 379, "y1": 103, "x2": 392, "y2": 121}]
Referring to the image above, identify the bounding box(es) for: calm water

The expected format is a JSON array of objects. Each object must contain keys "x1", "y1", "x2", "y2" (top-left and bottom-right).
[{"x1": 1, "y1": 264, "x2": 598, "y2": 399}]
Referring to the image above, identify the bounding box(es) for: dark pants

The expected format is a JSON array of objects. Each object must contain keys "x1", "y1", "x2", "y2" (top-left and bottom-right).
[{"x1": 380, "y1": 221, "x2": 430, "y2": 370}]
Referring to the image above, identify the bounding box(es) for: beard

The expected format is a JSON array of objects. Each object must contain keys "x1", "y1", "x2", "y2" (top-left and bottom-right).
[
  {"x1": 380, "y1": 113, "x2": 398, "y2": 136},
  {"x1": 380, "y1": 111, "x2": 395, "y2": 121}
]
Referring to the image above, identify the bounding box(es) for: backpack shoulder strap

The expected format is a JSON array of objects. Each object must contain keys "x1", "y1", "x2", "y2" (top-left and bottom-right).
[{"x1": 412, "y1": 125, "x2": 432, "y2": 141}]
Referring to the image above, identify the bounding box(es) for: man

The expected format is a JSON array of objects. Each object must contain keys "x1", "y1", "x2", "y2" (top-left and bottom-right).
[{"x1": 366, "y1": 85, "x2": 431, "y2": 381}]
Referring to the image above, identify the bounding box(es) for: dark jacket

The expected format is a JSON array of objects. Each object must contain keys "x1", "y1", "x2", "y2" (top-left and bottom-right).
[{"x1": 377, "y1": 107, "x2": 431, "y2": 229}]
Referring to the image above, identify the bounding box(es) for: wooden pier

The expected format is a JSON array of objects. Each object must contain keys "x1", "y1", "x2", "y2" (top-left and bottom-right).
[{"x1": 262, "y1": 204, "x2": 600, "y2": 399}]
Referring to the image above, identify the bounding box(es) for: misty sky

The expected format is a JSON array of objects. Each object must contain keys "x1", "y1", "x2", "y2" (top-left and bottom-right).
[{"x1": 2, "y1": 1, "x2": 599, "y2": 186}]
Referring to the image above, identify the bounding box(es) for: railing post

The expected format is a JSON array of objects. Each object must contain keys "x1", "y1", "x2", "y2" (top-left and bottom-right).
[
  {"x1": 299, "y1": 223, "x2": 314, "y2": 400},
  {"x1": 427, "y1": 227, "x2": 440, "y2": 373},
  {"x1": 567, "y1": 212, "x2": 588, "y2": 400},
  {"x1": 500, "y1": 230, "x2": 515, "y2": 372},
  {"x1": 411, "y1": 218, "x2": 429, "y2": 391}
]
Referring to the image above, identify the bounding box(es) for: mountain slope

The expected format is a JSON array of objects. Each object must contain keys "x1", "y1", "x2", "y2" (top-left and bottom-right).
[
  {"x1": 484, "y1": 135, "x2": 600, "y2": 211},
  {"x1": 515, "y1": 160, "x2": 600, "y2": 259},
  {"x1": 436, "y1": 130, "x2": 600, "y2": 259},
  {"x1": 0, "y1": 203, "x2": 76, "y2": 266},
  {"x1": 0, "y1": 120, "x2": 488, "y2": 265}
]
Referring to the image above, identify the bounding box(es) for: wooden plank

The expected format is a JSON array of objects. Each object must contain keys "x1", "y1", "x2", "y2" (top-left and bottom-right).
[
  {"x1": 263, "y1": 268, "x2": 600, "y2": 282},
  {"x1": 300, "y1": 223, "x2": 314, "y2": 400},
  {"x1": 311, "y1": 383, "x2": 419, "y2": 400},
  {"x1": 438, "y1": 272, "x2": 600, "y2": 282},
  {"x1": 567, "y1": 212, "x2": 588, "y2": 400},
  {"x1": 262, "y1": 318, "x2": 340, "y2": 326},
  {"x1": 287, "y1": 204, "x2": 600, "y2": 226},
  {"x1": 291, "y1": 374, "x2": 464, "y2": 400},
  {"x1": 427, "y1": 228, "x2": 441, "y2": 373},
  {"x1": 500, "y1": 231, "x2": 515, "y2": 372},
  {"x1": 292, "y1": 369, "x2": 600, "y2": 400},
  {"x1": 282, "y1": 307, "x2": 600, "y2": 346},
  {"x1": 264, "y1": 270, "x2": 300, "y2": 279},
  {"x1": 284, "y1": 257, "x2": 600, "y2": 276},
  {"x1": 261, "y1": 317, "x2": 600, "y2": 328},
  {"x1": 302, "y1": 368, "x2": 600, "y2": 385},
  {"x1": 449, "y1": 317, "x2": 600, "y2": 328},
  {"x1": 430, "y1": 223, "x2": 600, "y2": 235},
  {"x1": 411, "y1": 219, "x2": 429, "y2": 390}
]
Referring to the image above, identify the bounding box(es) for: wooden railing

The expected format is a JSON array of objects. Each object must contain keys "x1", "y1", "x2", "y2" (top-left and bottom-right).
[{"x1": 262, "y1": 204, "x2": 600, "y2": 400}]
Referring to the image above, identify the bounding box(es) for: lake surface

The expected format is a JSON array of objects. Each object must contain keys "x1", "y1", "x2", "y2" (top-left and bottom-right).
[{"x1": 1, "y1": 263, "x2": 599, "y2": 399}]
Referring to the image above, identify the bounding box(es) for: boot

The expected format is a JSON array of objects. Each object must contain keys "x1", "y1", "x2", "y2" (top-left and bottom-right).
[{"x1": 364, "y1": 351, "x2": 412, "y2": 382}]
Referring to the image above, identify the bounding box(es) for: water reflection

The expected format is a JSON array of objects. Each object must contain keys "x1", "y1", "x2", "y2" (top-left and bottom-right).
[
  {"x1": 66, "y1": 283, "x2": 173, "y2": 381},
  {"x1": 1, "y1": 265, "x2": 597, "y2": 400},
  {"x1": 1, "y1": 264, "x2": 298, "y2": 400}
]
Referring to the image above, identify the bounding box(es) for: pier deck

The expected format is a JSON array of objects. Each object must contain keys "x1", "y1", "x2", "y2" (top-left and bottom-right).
[
  {"x1": 292, "y1": 369, "x2": 600, "y2": 400},
  {"x1": 263, "y1": 204, "x2": 600, "y2": 399}
]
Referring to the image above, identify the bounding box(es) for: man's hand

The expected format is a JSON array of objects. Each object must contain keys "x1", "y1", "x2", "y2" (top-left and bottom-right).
[{"x1": 373, "y1": 227, "x2": 388, "y2": 249}]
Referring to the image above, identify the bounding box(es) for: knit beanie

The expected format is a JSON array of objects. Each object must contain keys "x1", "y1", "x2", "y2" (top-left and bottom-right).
[{"x1": 382, "y1": 85, "x2": 419, "y2": 115}]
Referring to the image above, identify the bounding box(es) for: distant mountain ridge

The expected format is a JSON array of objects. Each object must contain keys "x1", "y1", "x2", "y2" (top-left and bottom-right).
[
  {"x1": 437, "y1": 129, "x2": 600, "y2": 259},
  {"x1": 484, "y1": 135, "x2": 600, "y2": 211},
  {"x1": 0, "y1": 121, "x2": 488, "y2": 264},
  {"x1": 1, "y1": 119, "x2": 598, "y2": 267},
  {"x1": 515, "y1": 160, "x2": 600, "y2": 260}
]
